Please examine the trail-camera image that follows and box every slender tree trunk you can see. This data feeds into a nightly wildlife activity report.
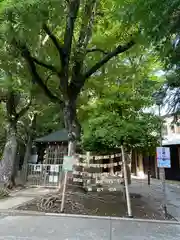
[21,136,32,185]
[0,123,18,188]
[21,113,37,185]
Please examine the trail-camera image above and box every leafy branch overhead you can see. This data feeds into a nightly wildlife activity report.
[1,0,135,107]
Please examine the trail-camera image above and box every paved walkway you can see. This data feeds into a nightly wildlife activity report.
[128,178,180,221]
[0,215,179,239]
[0,188,56,210]
[103,176,180,221]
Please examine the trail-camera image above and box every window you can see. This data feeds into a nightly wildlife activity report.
[162,125,168,136]
[171,124,175,133]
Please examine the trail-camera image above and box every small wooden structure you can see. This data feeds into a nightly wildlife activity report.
[26,129,69,188]
[34,129,68,165]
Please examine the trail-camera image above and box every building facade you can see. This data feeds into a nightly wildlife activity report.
[162,115,180,180]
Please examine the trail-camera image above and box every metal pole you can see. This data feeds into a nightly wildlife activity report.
[158,105,168,218]
[148,156,151,185]
[121,145,132,217]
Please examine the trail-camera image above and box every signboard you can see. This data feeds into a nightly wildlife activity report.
[34,164,42,172]
[49,175,58,183]
[156,147,171,168]
[50,165,59,173]
[29,154,38,164]
[63,156,75,172]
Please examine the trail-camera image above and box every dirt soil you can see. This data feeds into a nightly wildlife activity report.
[16,185,174,220]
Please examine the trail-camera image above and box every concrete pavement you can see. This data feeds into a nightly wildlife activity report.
[128,178,180,221]
[0,188,57,210]
[165,182,180,221]
[107,177,180,221]
[0,215,180,239]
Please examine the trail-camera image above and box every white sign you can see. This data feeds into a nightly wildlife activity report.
[50,165,59,173]
[34,164,42,172]
[49,175,58,183]
[63,156,75,172]
[156,147,171,168]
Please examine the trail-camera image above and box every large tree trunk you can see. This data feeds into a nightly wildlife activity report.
[0,123,18,188]
[62,98,83,190]
[63,99,80,156]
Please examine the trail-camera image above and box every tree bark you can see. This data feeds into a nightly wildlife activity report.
[21,113,37,185]
[63,98,80,156]
[21,136,32,185]
[0,89,32,188]
[0,123,18,188]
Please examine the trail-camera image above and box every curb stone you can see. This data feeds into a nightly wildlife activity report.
[0,209,179,225]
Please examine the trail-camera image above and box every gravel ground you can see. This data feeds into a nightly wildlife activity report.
[17,183,173,220]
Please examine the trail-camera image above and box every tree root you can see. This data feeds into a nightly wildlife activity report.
[5,178,16,190]
[37,191,87,213]
[0,188,10,198]
[37,189,122,213]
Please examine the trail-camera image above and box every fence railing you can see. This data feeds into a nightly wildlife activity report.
[27,164,63,188]
[26,152,123,189]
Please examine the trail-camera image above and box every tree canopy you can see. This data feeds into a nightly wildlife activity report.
[1,0,177,184]
[82,66,161,154]
[0,0,138,147]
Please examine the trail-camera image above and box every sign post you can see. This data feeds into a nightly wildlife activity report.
[156,146,171,218]
[60,155,75,212]
[121,145,132,218]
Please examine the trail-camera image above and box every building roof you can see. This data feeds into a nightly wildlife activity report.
[162,134,180,146]
[35,129,68,143]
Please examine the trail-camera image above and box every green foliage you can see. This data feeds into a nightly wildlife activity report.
[117,0,180,44]
[81,52,161,153]
[0,0,135,97]
[0,0,165,155]
[117,0,180,112]
[82,109,159,154]
[32,102,64,138]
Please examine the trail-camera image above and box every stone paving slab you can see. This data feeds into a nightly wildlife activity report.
[0,187,57,211]
[0,215,110,240]
[112,219,180,240]
[0,215,180,239]
[0,196,34,210]
[10,187,57,197]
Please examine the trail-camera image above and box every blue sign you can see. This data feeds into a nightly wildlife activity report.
[156,147,171,168]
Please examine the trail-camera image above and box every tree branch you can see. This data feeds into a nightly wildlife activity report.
[0,91,7,102]
[31,57,59,74]
[14,41,62,105]
[6,90,17,122]
[43,23,65,65]
[86,48,108,55]
[63,0,80,67]
[70,0,97,94]
[15,96,32,121]
[83,40,135,79]
[68,40,135,99]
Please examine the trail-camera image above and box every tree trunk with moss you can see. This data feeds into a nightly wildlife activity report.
[0,123,18,188]
[0,90,31,188]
